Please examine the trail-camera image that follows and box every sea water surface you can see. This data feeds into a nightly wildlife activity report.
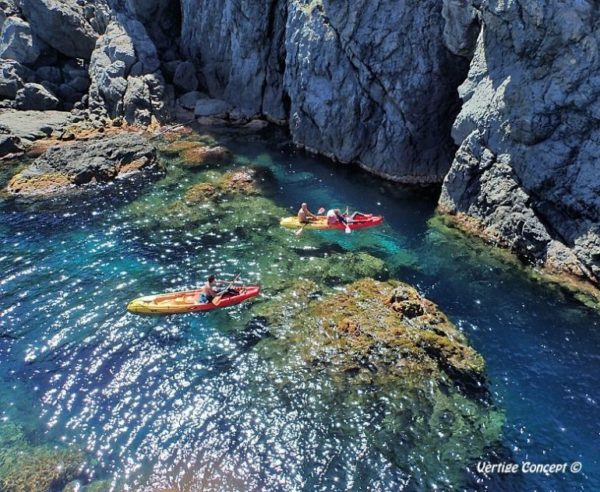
[0,128,598,491]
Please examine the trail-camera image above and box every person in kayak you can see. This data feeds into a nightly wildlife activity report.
[326,208,362,225]
[198,275,221,303]
[297,203,319,224]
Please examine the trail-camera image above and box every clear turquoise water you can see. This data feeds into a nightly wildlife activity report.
[0,129,598,491]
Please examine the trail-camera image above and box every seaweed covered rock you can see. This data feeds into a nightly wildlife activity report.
[253,278,485,388]
[248,278,502,487]
[125,165,284,236]
[159,139,204,156]
[293,252,388,286]
[0,421,84,492]
[180,145,232,168]
[184,167,274,203]
[6,133,161,197]
[184,182,218,203]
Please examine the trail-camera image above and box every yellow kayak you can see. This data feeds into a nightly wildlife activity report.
[280,214,383,231]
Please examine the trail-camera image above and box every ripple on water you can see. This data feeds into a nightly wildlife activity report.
[0,129,598,491]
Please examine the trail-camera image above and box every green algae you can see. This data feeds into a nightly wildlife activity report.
[428,213,600,310]
[0,422,84,492]
[248,277,503,488]
[252,278,485,387]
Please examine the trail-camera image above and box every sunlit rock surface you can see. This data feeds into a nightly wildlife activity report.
[439,0,600,288]
[6,132,160,196]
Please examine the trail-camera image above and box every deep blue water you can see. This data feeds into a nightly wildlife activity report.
[0,129,598,491]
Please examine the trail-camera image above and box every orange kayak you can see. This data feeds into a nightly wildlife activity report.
[127,285,261,315]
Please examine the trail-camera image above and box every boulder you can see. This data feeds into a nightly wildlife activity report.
[88,14,166,125]
[67,76,89,92]
[243,119,269,131]
[193,97,231,117]
[20,0,100,59]
[0,16,42,64]
[173,61,198,92]
[61,60,87,81]
[6,133,161,196]
[57,83,81,103]
[0,134,23,157]
[15,83,59,110]
[177,90,202,110]
[180,145,231,168]
[0,59,30,98]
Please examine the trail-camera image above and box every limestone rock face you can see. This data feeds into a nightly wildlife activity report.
[87,14,167,125]
[439,0,600,285]
[284,0,467,183]
[6,132,161,196]
[180,0,288,121]
[179,0,466,182]
[19,0,101,60]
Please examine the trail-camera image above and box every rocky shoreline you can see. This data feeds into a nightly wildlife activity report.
[0,0,598,302]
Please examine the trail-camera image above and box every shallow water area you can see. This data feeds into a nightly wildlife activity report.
[0,127,598,491]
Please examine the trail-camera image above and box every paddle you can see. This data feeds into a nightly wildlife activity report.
[212,273,241,306]
[344,207,352,234]
[295,207,326,236]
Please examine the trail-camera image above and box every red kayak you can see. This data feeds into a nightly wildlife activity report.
[280,213,384,231]
[127,285,261,314]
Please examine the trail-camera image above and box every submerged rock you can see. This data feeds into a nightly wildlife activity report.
[6,133,161,196]
[293,252,388,286]
[158,139,204,156]
[180,145,232,168]
[249,277,502,486]
[253,278,485,388]
[0,421,85,492]
[184,167,274,203]
[184,181,218,203]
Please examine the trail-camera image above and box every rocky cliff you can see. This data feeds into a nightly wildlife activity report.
[439,0,600,288]
[1,0,598,290]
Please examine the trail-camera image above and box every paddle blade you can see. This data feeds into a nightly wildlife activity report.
[295,227,305,236]
[317,207,325,214]
[345,224,352,234]
[212,295,223,306]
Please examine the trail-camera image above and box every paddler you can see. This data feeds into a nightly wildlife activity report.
[297,202,319,224]
[326,208,362,225]
[198,275,221,304]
